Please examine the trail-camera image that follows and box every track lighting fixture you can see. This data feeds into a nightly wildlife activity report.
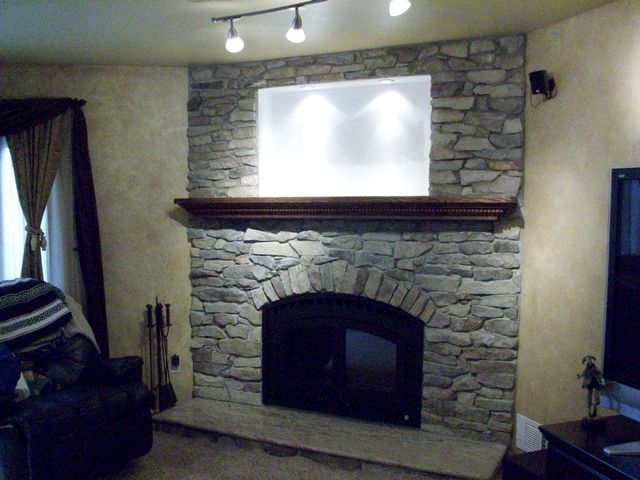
[286,7,306,44]
[225,19,244,53]
[389,0,411,17]
[212,0,327,54]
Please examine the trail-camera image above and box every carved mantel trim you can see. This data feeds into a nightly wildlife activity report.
[174,195,516,221]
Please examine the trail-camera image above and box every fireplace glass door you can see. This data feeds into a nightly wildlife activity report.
[345,329,397,392]
[283,325,337,397]
[262,293,423,427]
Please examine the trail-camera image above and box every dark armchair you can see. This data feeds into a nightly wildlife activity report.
[0,356,153,480]
[0,279,153,480]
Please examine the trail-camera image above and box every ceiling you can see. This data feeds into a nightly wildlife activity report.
[0,0,612,67]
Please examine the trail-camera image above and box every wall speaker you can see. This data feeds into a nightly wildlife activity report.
[529,70,556,99]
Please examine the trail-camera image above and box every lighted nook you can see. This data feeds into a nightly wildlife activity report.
[258,76,432,197]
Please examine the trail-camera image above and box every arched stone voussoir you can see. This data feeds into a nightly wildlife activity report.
[250,261,437,326]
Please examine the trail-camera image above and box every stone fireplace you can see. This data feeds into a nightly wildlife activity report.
[188,219,520,444]
[185,34,525,445]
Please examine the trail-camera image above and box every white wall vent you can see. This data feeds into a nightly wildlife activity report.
[516,414,547,452]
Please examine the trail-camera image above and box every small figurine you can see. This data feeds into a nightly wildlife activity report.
[577,355,606,430]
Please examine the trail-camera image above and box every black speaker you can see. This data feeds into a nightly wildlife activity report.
[529,70,556,99]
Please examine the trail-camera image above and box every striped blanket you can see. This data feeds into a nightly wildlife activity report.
[0,278,72,350]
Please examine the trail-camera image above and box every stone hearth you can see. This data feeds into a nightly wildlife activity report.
[155,398,506,480]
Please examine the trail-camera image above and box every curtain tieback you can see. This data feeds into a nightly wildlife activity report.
[25,225,47,252]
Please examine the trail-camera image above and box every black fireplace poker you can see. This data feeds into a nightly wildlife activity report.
[145,299,176,413]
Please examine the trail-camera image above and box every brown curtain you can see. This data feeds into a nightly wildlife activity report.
[6,111,71,279]
[0,98,109,356]
[70,106,109,356]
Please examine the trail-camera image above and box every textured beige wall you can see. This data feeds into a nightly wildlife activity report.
[0,65,193,402]
[519,0,640,424]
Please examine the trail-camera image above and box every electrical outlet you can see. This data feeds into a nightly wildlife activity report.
[170,354,180,373]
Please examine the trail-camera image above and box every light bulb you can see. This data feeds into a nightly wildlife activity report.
[389,0,411,16]
[226,36,244,53]
[286,7,305,43]
[286,27,306,43]
[226,19,244,53]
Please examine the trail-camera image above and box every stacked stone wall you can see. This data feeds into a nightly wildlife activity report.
[188,219,520,444]
[188,35,525,197]
[186,35,526,445]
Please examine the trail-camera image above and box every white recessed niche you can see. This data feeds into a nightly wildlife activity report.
[258,76,431,197]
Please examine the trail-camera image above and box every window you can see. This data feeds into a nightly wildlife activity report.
[0,138,49,281]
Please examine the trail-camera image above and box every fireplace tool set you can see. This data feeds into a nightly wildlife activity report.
[146,299,177,412]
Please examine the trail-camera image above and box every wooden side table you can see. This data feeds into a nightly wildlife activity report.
[504,416,640,480]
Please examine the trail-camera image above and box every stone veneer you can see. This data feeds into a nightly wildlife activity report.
[186,35,525,445]
[188,35,525,197]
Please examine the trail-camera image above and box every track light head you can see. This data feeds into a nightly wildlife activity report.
[226,19,245,53]
[286,7,305,43]
[389,0,411,16]
[211,1,327,52]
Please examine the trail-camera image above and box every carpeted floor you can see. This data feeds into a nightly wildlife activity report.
[100,429,464,480]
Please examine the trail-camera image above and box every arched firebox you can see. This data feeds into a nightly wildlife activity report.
[262,293,424,427]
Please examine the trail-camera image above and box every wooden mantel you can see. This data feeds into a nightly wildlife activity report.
[174,195,516,221]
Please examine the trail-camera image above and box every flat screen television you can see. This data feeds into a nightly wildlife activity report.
[601,167,640,454]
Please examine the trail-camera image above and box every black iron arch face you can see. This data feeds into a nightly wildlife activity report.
[262,293,424,427]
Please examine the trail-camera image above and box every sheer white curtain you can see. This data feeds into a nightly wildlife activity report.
[0,135,84,304]
[1,137,24,279]
[0,137,47,279]
[45,133,85,304]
